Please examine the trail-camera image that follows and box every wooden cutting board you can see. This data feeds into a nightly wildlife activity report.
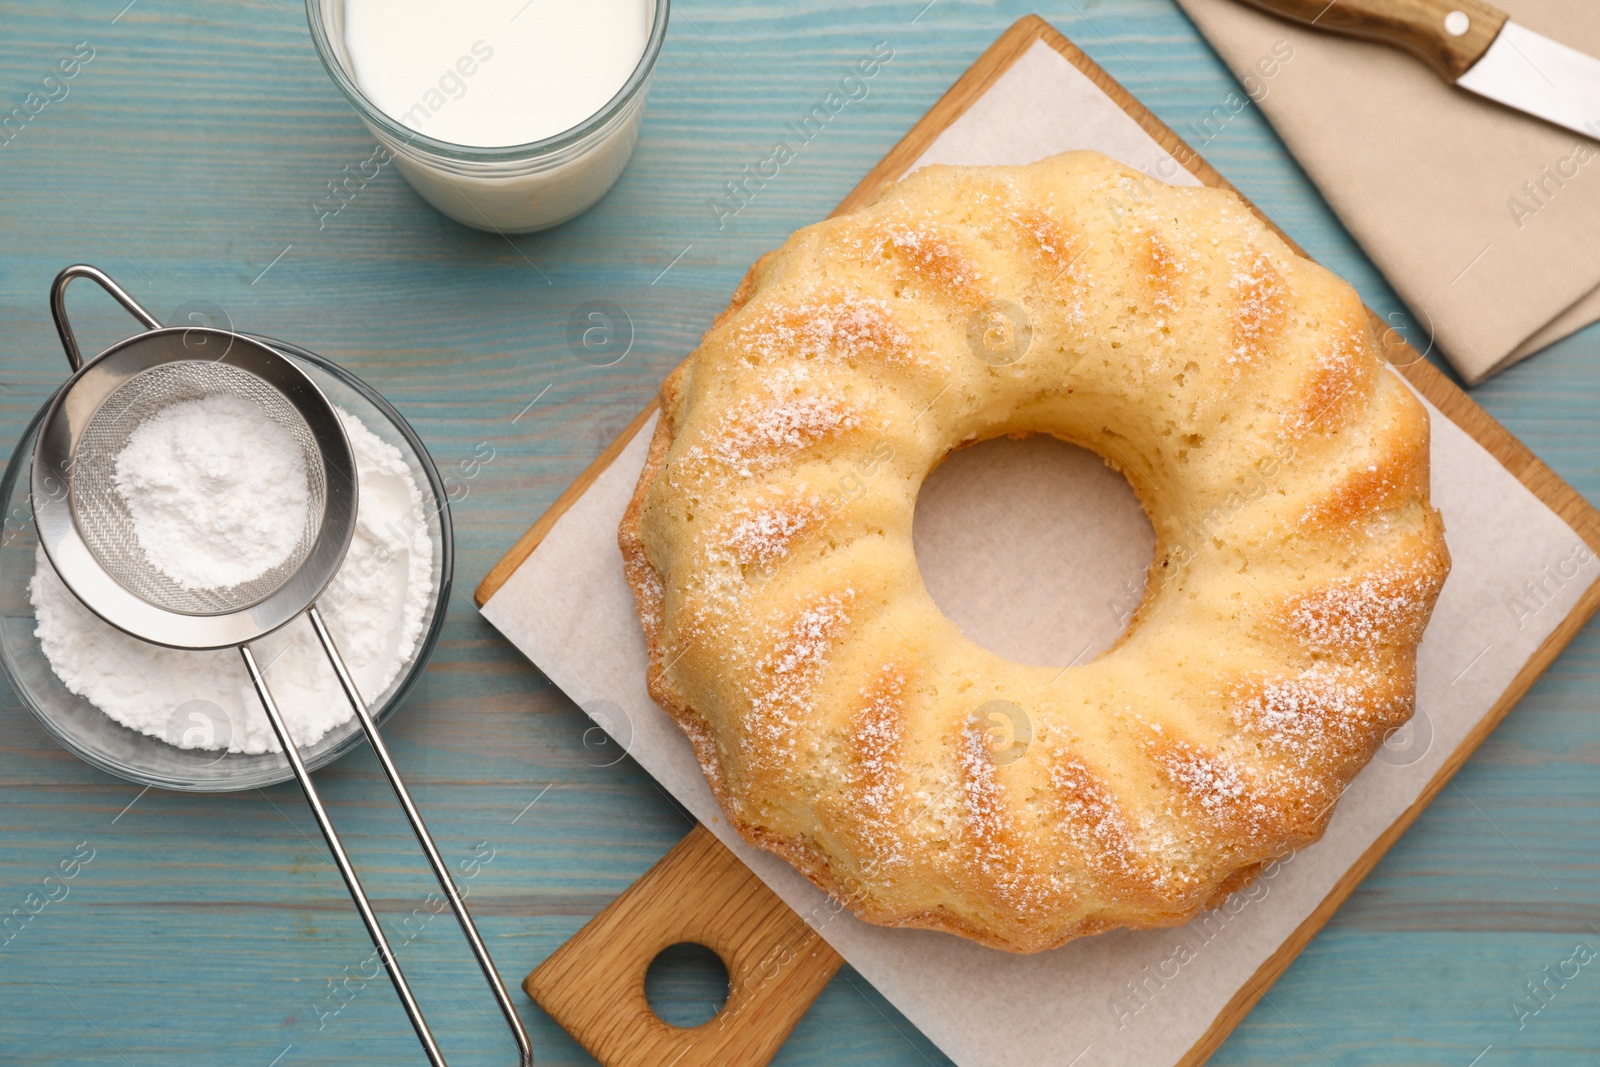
[475,15,1600,1066]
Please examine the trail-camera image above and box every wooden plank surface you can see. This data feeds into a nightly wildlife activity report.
[2,2,1598,1066]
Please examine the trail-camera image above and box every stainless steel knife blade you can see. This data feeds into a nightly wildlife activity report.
[1457,21,1600,140]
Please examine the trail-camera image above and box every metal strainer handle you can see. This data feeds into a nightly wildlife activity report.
[241,611,534,1067]
[50,264,162,371]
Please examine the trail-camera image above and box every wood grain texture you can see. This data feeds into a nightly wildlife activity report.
[526,824,842,1067]
[2,2,1598,1066]
[1236,0,1506,81]
[476,400,660,608]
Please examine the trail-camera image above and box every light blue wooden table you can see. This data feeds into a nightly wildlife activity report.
[2,1,1597,1064]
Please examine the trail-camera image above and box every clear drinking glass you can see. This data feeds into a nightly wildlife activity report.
[305,0,670,233]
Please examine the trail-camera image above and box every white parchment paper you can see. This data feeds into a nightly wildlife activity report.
[482,40,1599,1067]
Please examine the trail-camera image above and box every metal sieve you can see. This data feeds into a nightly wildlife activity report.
[32,265,532,1067]
[70,359,327,617]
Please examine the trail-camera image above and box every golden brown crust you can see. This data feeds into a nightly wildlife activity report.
[618,151,1449,953]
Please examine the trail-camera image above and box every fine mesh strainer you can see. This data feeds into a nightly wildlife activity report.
[32,265,532,1067]
[71,359,329,617]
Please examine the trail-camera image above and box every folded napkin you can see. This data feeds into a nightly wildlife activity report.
[1174,0,1600,384]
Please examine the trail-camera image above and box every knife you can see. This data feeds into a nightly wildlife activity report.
[1239,0,1600,139]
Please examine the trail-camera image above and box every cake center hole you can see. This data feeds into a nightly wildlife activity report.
[644,941,730,1029]
[913,435,1156,668]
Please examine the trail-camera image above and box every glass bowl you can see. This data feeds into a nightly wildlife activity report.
[305,0,670,233]
[0,337,453,791]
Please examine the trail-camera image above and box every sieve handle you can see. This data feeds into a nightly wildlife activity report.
[50,264,161,372]
[240,613,534,1067]
[309,603,536,1065]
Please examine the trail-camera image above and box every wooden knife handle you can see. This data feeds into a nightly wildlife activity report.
[1237,0,1507,81]
[526,824,844,1067]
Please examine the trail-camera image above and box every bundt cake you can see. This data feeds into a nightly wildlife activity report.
[620,150,1449,953]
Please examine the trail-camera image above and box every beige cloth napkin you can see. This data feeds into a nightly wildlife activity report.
[1173,0,1600,384]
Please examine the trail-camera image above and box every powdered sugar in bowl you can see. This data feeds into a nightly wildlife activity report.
[0,336,453,791]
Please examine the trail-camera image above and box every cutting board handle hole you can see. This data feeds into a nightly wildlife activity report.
[644,940,731,1029]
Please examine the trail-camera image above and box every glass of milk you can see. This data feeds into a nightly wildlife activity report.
[307,0,668,233]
